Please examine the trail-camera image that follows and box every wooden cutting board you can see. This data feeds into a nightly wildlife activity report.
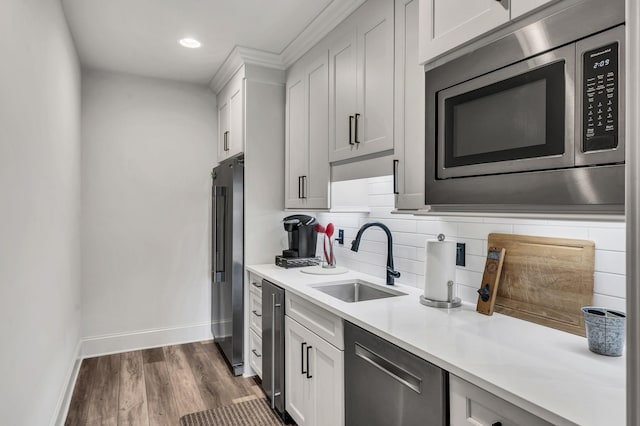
[488,233,595,337]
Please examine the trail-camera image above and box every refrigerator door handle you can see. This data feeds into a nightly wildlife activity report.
[213,185,226,283]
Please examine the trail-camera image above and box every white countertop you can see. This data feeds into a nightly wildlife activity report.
[247,264,626,426]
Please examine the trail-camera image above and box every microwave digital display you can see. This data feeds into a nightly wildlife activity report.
[583,42,618,152]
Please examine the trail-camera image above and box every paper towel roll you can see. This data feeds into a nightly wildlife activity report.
[424,237,456,302]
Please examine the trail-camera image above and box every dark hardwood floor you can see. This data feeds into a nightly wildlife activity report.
[65,341,265,426]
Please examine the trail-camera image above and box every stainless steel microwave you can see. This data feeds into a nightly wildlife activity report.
[425,0,625,213]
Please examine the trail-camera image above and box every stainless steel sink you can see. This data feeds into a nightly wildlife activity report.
[312,280,406,303]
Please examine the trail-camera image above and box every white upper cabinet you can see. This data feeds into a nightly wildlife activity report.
[217,69,245,160]
[329,0,394,162]
[419,0,555,64]
[394,0,425,210]
[419,0,509,64]
[284,50,330,209]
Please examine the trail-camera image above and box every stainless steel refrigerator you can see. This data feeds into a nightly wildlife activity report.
[211,156,244,376]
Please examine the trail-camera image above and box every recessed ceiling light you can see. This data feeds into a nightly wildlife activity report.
[179,38,201,49]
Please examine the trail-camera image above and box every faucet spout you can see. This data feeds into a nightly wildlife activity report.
[351,222,400,285]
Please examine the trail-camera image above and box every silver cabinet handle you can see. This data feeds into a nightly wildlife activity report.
[252,281,262,289]
[252,310,262,318]
[252,349,261,358]
[355,343,422,393]
[301,176,307,199]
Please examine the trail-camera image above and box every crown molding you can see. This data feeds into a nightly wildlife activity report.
[209,0,365,94]
[280,0,365,67]
[210,46,284,93]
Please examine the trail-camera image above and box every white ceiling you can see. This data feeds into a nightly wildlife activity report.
[61,0,361,85]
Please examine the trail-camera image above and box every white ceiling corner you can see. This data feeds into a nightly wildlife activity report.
[62,0,366,86]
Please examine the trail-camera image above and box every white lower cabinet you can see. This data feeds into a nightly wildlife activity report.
[249,329,262,379]
[285,316,344,426]
[248,272,263,379]
[450,375,552,426]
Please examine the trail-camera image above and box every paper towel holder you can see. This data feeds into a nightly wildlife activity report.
[420,280,462,308]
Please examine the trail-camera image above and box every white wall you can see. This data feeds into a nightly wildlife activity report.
[0,0,82,424]
[319,176,626,310]
[81,70,217,355]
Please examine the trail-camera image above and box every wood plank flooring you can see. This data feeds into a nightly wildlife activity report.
[65,341,265,426]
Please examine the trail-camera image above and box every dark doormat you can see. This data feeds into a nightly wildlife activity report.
[180,398,284,426]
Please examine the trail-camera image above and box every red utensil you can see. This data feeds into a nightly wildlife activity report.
[325,223,335,265]
[325,223,334,238]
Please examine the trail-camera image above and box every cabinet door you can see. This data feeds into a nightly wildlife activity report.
[328,26,358,162]
[217,98,230,160]
[285,67,308,209]
[355,0,394,156]
[227,77,245,157]
[450,375,553,426]
[419,0,509,64]
[394,0,425,210]
[510,0,555,19]
[285,317,312,426]
[304,52,330,209]
[308,330,344,426]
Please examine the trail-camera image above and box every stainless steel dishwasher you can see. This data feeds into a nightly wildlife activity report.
[345,321,448,426]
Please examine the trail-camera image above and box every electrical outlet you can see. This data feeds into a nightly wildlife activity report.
[456,243,466,267]
[336,229,345,245]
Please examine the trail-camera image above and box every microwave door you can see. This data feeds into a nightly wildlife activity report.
[437,43,575,180]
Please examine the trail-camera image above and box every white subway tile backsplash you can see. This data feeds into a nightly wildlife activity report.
[589,227,626,251]
[458,238,486,257]
[456,269,483,288]
[462,254,487,272]
[327,176,627,306]
[594,250,626,275]
[368,181,393,195]
[392,244,417,261]
[416,220,458,237]
[395,257,426,276]
[592,294,627,312]
[512,224,589,240]
[458,222,513,239]
[393,232,430,248]
[594,272,626,298]
[367,193,395,207]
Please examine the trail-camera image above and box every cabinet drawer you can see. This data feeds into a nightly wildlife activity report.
[285,293,343,350]
[450,375,552,426]
[248,272,263,297]
[249,329,263,379]
[249,291,262,333]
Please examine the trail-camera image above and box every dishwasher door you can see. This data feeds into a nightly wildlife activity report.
[345,321,448,426]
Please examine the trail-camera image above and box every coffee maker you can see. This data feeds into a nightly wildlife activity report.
[275,215,320,268]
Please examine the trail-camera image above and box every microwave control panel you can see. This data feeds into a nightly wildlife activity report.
[583,42,619,152]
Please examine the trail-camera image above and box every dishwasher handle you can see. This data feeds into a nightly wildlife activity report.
[355,342,422,394]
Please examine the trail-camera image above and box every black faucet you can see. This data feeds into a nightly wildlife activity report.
[350,222,401,286]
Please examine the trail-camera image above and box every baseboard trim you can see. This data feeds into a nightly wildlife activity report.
[80,321,219,358]
[51,340,82,426]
